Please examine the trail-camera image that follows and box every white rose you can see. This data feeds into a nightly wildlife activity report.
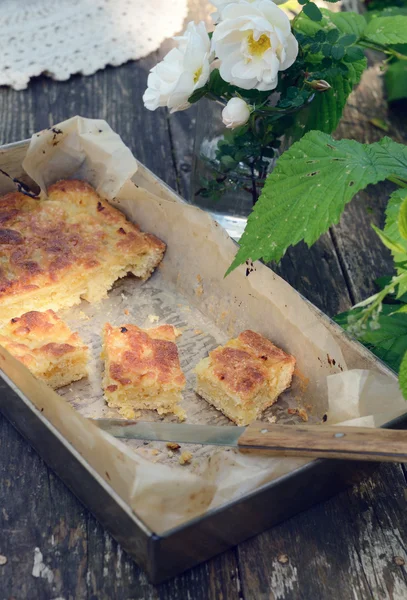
[222,98,251,129]
[211,0,287,24]
[212,0,298,91]
[143,22,212,113]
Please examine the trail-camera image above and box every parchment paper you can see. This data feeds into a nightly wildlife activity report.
[2,116,404,535]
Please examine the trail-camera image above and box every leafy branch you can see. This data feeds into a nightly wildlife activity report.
[226,132,407,274]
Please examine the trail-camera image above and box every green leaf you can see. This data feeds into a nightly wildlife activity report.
[382,189,407,287]
[364,16,407,45]
[369,117,389,132]
[384,189,407,251]
[298,57,366,134]
[385,60,407,103]
[226,132,407,274]
[372,224,407,254]
[303,2,323,21]
[188,87,207,104]
[326,29,339,43]
[345,46,365,61]
[338,34,357,46]
[327,11,366,37]
[399,351,407,398]
[294,8,366,38]
[331,45,345,60]
[398,196,407,242]
[335,305,407,372]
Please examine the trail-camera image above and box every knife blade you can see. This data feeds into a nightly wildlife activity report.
[90,419,407,462]
[90,418,244,446]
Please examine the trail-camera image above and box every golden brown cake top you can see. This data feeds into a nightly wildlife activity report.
[0,309,88,368]
[103,323,186,391]
[0,179,166,300]
[208,330,295,401]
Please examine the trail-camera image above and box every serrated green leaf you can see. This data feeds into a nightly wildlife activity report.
[327,11,367,37]
[399,351,407,397]
[294,8,366,38]
[385,60,407,103]
[398,196,407,242]
[226,132,407,274]
[364,16,407,45]
[303,2,322,21]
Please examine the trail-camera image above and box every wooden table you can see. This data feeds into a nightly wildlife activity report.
[1,2,407,598]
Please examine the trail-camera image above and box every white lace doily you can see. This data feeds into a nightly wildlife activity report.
[0,0,188,90]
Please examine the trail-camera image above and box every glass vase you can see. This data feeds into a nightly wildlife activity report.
[189,97,309,240]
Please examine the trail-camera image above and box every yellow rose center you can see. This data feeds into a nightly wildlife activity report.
[247,32,271,57]
[194,66,203,84]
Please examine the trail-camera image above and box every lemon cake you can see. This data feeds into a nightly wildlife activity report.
[102,323,186,419]
[194,330,296,426]
[0,310,88,389]
[0,180,166,322]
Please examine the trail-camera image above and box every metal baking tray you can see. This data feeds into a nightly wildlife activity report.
[0,138,405,584]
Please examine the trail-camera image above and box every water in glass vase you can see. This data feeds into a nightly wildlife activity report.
[190,98,279,241]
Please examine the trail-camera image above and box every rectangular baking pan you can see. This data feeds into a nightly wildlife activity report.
[0,138,405,584]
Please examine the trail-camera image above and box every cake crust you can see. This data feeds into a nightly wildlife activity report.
[194,330,296,425]
[0,180,166,322]
[0,309,88,389]
[102,323,186,419]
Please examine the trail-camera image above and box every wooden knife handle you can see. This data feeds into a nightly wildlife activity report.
[237,422,407,462]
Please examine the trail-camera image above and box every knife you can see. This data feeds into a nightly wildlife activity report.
[90,419,407,463]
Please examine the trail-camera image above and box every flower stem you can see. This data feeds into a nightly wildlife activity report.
[359,39,407,61]
[249,161,258,206]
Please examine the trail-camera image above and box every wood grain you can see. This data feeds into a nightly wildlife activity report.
[238,422,407,462]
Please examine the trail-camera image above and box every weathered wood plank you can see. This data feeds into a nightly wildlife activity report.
[238,463,407,600]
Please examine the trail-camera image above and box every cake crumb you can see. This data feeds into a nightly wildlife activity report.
[167,450,174,458]
[277,553,289,565]
[267,416,277,424]
[78,311,89,320]
[121,293,127,301]
[150,449,159,456]
[179,451,193,465]
[166,442,180,451]
[287,407,308,422]
[124,309,129,316]
[298,408,308,422]
[148,314,159,323]
[194,329,203,335]
[0,555,7,566]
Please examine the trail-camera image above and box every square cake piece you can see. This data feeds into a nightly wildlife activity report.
[194,330,296,426]
[102,323,186,420]
[0,180,166,322]
[0,310,89,389]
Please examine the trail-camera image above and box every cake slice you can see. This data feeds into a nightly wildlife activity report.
[194,330,295,426]
[0,310,88,389]
[0,179,166,322]
[102,323,186,419]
